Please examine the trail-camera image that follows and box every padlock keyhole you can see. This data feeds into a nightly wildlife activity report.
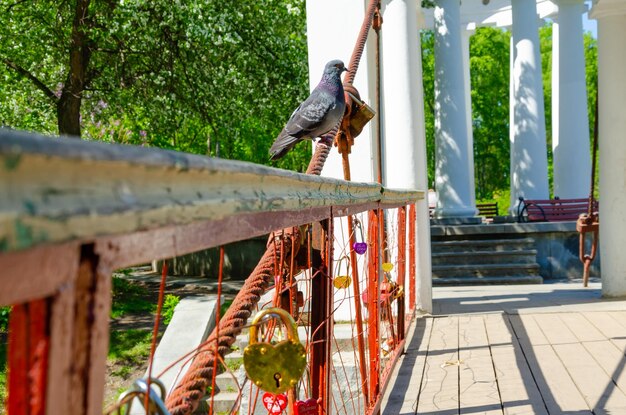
[274,372,282,388]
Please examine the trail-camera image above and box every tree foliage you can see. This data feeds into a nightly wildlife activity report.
[420,30,435,188]
[0,0,310,171]
[469,27,511,200]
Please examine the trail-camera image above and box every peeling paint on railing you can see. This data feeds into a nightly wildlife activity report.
[1,130,423,253]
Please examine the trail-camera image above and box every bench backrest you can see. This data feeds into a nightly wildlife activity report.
[519,198,598,222]
[477,202,498,218]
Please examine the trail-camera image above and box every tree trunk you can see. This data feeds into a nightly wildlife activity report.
[57,0,92,137]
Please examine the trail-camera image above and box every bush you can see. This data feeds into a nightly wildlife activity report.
[111,276,155,318]
[0,307,10,332]
[162,294,180,325]
[477,188,512,216]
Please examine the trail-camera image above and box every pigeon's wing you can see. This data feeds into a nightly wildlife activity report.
[269,131,303,160]
[269,88,340,161]
[282,89,336,139]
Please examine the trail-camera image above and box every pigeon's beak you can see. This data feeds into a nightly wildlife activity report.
[342,66,348,73]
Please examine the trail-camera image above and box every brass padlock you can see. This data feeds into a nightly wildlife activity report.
[346,91,376,138]
[244,308,306,394]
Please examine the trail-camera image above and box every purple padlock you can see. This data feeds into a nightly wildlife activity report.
[353,242,368,255]
[352,217,367,255]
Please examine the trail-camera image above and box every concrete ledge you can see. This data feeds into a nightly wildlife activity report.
[430,217,483,226]
[431,221,600,280]
[431,221,577,237]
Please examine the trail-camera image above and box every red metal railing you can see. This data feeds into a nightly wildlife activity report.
[0,130,421,415]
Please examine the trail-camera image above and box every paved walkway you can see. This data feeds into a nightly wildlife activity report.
[382,282,626,415]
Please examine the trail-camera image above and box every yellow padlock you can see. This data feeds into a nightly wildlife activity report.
[243,308,306,394]
[333,256,352,289]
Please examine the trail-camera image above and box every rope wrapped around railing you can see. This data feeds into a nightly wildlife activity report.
[164,1,379,413]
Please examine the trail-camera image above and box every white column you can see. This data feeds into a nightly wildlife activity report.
[381,0,432,313]
[590,0,626,297]
[461,25,476,208]
[433,0,476,218]
[552,0,591,199]
[509,0,550,210]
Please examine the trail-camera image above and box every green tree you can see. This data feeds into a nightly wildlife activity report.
[420,30,435,188]
[469,27,511,199]
[584,32,599,198]
[539,24,554,194]
[0,0,310,171]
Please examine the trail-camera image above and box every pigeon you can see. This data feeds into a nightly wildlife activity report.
[269,59,348,160]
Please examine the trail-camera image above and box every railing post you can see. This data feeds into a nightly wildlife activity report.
[63,244,111,415]
[46,279,77,415]
[367,209,381,409]
[5,259,111,415]
[309,217,334,414]
[7,299,49,415]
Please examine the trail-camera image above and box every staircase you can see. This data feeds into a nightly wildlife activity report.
[431,237,543,286]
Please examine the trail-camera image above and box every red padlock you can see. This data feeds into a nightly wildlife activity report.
[295,398,318,415]
[262,392,288,414]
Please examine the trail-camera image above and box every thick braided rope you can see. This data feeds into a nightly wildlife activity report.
[345,0,379,85]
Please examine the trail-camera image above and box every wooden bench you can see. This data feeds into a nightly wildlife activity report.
[477,202,498,218]
[517,197,598,222]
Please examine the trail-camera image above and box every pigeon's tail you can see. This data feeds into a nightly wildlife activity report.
[269,133,303,161]
[269,146,291,161]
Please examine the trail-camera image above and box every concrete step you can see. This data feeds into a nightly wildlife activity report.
[431,249,537,265]
[432,275,544,286]
[215,370,240,392]
[431,238,534,252]
[197,392,240,414]
[432,262,540,278]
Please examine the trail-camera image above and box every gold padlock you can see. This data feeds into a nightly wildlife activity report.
[244,308,306,394]
[346,91,376,138]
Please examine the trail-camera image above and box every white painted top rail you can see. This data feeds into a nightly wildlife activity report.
[0,130,423,258]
